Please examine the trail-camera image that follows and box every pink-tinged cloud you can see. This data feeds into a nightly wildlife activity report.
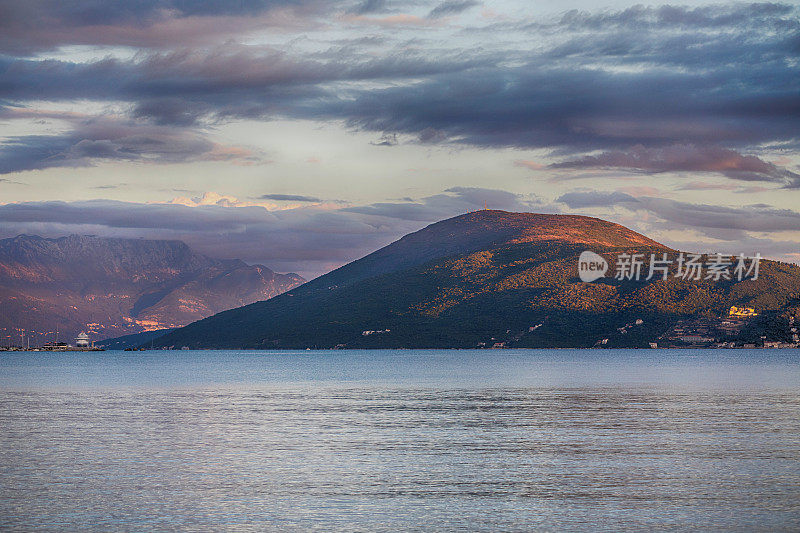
[0,3,326,54]
[342,14,442,27]
[514,160,544,170]
[551,144,800,187]
[205,145,265,165]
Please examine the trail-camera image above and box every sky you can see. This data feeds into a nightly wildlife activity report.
[0,0,798,278]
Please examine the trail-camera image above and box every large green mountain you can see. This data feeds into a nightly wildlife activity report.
[151,211,800,349]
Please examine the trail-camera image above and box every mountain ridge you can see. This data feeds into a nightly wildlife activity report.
[146,210,800,349]
[0,234,305,345]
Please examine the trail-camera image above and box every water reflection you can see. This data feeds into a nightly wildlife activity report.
[1,351,799,530]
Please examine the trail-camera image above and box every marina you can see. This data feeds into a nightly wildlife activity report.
[0,331,103,352]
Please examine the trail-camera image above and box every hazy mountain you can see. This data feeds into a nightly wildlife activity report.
[0,234,304,346]
[150,210,800,349]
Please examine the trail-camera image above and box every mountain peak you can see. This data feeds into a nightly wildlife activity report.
[151,212,714,350]
[434,210,664,249]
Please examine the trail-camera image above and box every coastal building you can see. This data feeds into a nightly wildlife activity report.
[728,306,758,318]
[75,332,90,347]
[41,342,69,351]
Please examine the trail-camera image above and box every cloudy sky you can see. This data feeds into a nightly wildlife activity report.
[0,0,798,277]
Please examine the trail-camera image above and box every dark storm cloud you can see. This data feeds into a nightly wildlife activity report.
[323,4,799,151]
[0,44,499,170]
[0,0,333,54]
[0,116,261,174]
[132,99,207,127]
[0,135,78,174]
[331,59,799,151]
[0,3,797,174]
[0,46,497,120]
[551,145,800,188]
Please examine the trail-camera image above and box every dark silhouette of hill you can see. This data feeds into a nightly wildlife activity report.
[150,210,800,349]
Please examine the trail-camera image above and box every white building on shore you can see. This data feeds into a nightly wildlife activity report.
[75,332,90,347]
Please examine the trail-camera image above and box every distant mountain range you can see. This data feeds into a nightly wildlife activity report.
[151,210,800,349]
[0,234,304,346]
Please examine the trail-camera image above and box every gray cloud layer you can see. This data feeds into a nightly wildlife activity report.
[550,145,800,188]
[0,116,259,173]
[260,194,323,202]
[557,190,800,234]
[428,1,480,19]
[0,187,538,277]
[3,184,798,277]
[0,3,797,175]
[0,0,332,54]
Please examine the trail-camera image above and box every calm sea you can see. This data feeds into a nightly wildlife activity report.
[1,349,799,531]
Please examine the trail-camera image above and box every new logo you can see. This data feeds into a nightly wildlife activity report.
[578,251,608,282]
